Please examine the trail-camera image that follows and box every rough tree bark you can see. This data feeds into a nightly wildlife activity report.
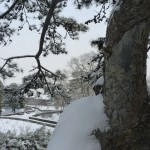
[103,0,150,149]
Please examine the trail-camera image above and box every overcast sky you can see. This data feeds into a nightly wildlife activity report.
[0,1,150,85]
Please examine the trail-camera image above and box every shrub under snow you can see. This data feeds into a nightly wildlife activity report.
[0,126,51,150]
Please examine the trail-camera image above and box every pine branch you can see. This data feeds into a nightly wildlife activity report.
[0,55,35,72]
[41,66,58,77]
[0,0,66,97]
[40,69,52,95]
[0,0,64,74]
[0,0,19,19]
[36,0,65,58]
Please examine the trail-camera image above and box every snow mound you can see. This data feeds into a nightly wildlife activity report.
[47,94,108,150]
[147,76,150,95]
[94,76,104,86]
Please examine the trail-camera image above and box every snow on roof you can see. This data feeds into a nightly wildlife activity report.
[47,94,109,150]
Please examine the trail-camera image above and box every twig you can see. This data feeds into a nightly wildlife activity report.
[40,69,52,95]
[41,66,58,77]
[36,0,64,58]
[0,55,35,72]
[0,0,19,19]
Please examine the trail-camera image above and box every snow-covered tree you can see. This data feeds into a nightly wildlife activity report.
[4,83,25,113]
[0,126,51,150]
[70,1,150,149]
[0,0,150,149]
[67,52,96,99]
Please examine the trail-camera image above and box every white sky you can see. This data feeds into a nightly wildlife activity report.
[0,1,150,85]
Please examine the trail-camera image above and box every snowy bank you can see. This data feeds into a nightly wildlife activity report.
[0,119,44,135]
[47,94,108,150]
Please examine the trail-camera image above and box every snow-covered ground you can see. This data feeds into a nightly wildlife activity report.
[0,105,61,136]
[0,119,49,135]
[47,94,109,150]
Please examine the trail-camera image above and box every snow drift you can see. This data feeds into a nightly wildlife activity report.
[47,94,108,150]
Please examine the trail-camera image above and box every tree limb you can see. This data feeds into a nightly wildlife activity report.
[40,69,52,95]
[36,0,64,58]
[0,0,19,19]
[0,55,35,72]
[0,0,65,96]
[41,66,58,77]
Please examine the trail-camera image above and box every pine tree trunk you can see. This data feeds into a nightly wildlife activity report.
[103,1,150,149]
[0,81,3,115]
